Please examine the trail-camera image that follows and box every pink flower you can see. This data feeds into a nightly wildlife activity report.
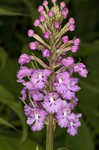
[54,21,60,29]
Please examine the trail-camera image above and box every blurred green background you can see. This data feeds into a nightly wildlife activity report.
[0,0,99,150]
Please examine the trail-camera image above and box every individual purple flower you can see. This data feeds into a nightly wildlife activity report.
[56,102,71,128]
[29,90,44,101]
[17,66,33,83]
[54,21,60,29]
[42,49,50,58]
[44,32,50,39]
[18,53,31,65]
[62,35,69,43]
[71,45,79,53]
[74,63,88,78]
[29,41,38,50]
[61,57,74,67]
[42,0,48,6]
[31,69,51,89]
[48,11,53,17]
[27,29,34,37]
[26,107,47,131]
[54,72,80,100]
[23,81,35,90]
[34,19,40,27]
[67,113,82,136]
[39,15,45,23]
[42,92,63,114]
[60,1,66,9]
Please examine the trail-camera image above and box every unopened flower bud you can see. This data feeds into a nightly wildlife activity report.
[34,19,40,27]
[29,42,38,50]
[69,17,75,24]
[60,1,66,8]
[18,54,31,65]
[48,10,53,17]
[61,57,74,66]
[72,45,79,53]
[44,32,50,39]
[27,29,34,37]
[62,36,69,43]
[42,0,48,6]
[39,15,45,22]
[54,21,60,29]
[38,5,44,13]
[69,24,75,31]
[42,49,50,58]
[74,38,80,46]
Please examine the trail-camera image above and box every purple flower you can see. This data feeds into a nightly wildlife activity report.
[29,42,38,50]
[74,63,88,78]
[43,92,63,114]
[30,69,51,89]
[44,32,50,39]
[18,53,31,65]
[25,107,47,131]
[54,72,80,100]
[29,90,44,101]
[61,57,74,67]
[67,113,82,136]
[62,35,69,43]
[17,66,33,83]
[42,49,50,58]
[56,102,71,128]
[27,29,34,37]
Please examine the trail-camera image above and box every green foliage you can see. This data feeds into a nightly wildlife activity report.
[0,0,99,149]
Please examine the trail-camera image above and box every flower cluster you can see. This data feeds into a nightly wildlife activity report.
[17,0,88,136]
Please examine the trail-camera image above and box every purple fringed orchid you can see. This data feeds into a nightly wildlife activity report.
[17,0,88,149]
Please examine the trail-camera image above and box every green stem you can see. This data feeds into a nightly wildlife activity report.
[46,115,54,150]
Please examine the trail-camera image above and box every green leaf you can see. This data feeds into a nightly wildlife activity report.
[0,85,28,143]
[0,7,29,16]
[0,59,21,96]
[57,147,69,150]
[78,50,99,134]
[55,122,94,150]
[0,47,8,70]
[0,118,15,129]
[0,134,42,150]
[65,122,94,150]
